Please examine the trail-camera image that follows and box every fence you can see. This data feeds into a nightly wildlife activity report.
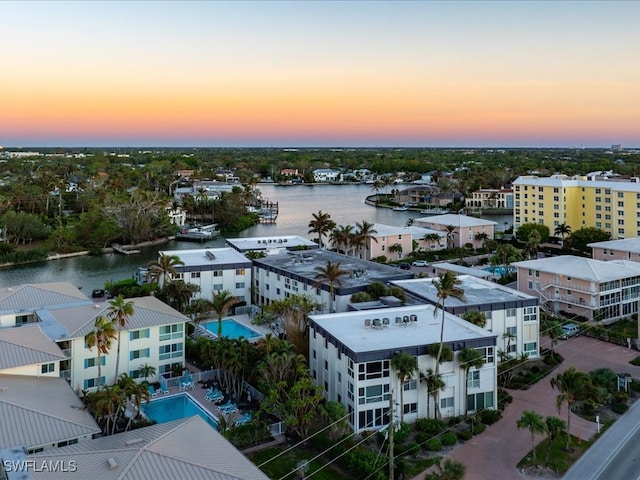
[269,421,286,436]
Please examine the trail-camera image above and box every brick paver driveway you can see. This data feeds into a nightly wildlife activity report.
[411,336,640,480]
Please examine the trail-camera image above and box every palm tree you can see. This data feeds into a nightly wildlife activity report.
[474,231,489,249]
[461,310,487,328]
[523,230,542,260]
[554,223,572,244]
[388,243,403,260]
[138,362,156,383]
[423,232,442,251]
[423,367,445,419]
[550,367,589,450]
[355,220,378,259]
[145,253,184,286]
[544,416,568,466]
[545,319,563,358]
[108,295,135,383]
[370,180,383,205]
[502,330,517,356]
[517,410,546,465]
[458,348,485,415]
[84,315,117,390]
[443,225,456,249]
[313,261,349,313]
[391,352,418,423]
[308,210,335,249]
[329,225,353,255]
[212,290,239,337]
[185,298,215,329]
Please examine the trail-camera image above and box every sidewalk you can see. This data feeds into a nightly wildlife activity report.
[411,336,640,480]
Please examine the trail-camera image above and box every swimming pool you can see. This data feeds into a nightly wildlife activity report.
[483,266,515,276]
[141,393,218,430]
[202,318,263,340]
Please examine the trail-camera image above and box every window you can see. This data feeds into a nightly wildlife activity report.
[523,306,537,322]
[477,346,494,364]
[129,369,143,379]
[83,377,105,389]
[130,328,150,341]
[84,357,106,368]
[403,379,417,391]
[467,370,480,389]
[213,284,223,291]
[403,403,418,414]
[524,342,538,357]
[358,360,390,380]
[159,343,183,361]
[506,308,516,317]
[358,384,391,404]
[159,324,183,341]
[467,392,494,412]
[324,360,328,371]
[191,272,201,279]
[130,348,150,360]
[236,268,246,275]
[213,270,223,277]
[358,407,389,430]
[236,282,245,289]
[41,363,55,374]
[440,397,454,409]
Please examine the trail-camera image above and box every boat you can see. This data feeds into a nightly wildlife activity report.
[176,224,219,242]
[392,205,409,211]
[420,207,449,215]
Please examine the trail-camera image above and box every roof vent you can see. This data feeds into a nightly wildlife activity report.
[106,457,118,469]
[205,251,216,260]
[125,438,143,446]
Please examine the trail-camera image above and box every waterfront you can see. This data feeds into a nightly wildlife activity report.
[0,184,512,291]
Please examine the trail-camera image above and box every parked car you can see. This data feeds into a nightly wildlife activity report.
[412,260,429,267]
[560,323,580,339]
[398,263,412,270]
[91,289,105,298]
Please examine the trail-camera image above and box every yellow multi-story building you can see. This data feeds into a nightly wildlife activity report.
[513,174,640,239]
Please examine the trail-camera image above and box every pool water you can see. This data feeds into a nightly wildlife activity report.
[483,266,515,276]
[141,394,218,429]
[203,318,262,339]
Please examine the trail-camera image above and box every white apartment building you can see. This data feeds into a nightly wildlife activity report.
[252,250,412,313]
[158,248,252,309]
[225,235,318,253]
[309,305,497,433]
[391,276,540,358]
[414,214,497,249]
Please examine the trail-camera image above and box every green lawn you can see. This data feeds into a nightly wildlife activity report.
[609,318,637,338]
[517,435,592,475]
[247,446,351,480]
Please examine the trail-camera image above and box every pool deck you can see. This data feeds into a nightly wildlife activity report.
[196,313,275,342]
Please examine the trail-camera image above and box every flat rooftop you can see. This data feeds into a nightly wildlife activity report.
[254,249,413,294]
[391,276,538,313]
[225,235,318,252]
[513,255,640,282]
[432,263,493,278]
[159,248,251,269]
[310,304,496,360]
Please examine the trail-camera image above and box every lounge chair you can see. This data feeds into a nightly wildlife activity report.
[160,384,169,395]
[235,412,252,426]
[205,388,224,403]
[219,402,238,414]
[148,385,157,398]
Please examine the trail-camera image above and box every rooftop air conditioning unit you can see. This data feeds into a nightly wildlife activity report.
[364,319,372,327]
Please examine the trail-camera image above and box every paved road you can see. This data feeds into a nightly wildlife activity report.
[411,336,640,480]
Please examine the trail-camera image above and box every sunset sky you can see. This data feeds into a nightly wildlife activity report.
[2,1,639,147]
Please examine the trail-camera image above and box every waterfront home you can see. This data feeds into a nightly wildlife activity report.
[391,276,540,358]
[252,249,412,313]
[413,214,497,249]
[513,174,640,240]
[312,168,341,183]
[588,237,640,262]
[309,305,497,432]
[156,248,252,309]
[28,416,269,480]
[468,187,513,210]
[513,255,640,324]
[226,235,318,253]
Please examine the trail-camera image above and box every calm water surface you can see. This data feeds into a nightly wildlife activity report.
[0,184,512,291]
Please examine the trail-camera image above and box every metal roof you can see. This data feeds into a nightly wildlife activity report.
[0,325,66,370]
[0,375,100,450]
[0,283,91,314]
[587,237,640,254]
[513,255,640,282]
[414,213,497,228]
[30,416,269,480]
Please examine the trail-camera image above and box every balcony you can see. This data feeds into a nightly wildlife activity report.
[60,370,71,379]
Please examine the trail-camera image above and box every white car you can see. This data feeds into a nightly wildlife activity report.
[412,260,429,267]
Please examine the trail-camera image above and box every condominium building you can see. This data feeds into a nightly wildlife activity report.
[252,250,412,313]
[391,276,540,358]
[513,256,640,324]
[513,174,640,239]
[225,235,318,253]
[588,237,640,262]
[468,188,513,210]
[413,214,497,249]
[309,305,497,432]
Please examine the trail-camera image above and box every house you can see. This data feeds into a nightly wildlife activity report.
[513,174,640,239]
[468,188,513,210]
[588,237,640,262]
[309,305,497,432]
[513,255,640,324]
[156,248,252,310]
[0,374,101,453]
[225,235,318,253]
[312,169,341,183]
[28,416,269,480]
[0,283,189,392]
[390,276,540,358]
[413,214,497,249]
[252,250,412,313]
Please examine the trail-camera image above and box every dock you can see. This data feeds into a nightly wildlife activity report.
[176,224,219,242]
[258,200,278,223]
[112,244,141,255]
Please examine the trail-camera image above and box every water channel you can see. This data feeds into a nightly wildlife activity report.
[0,184,513,292]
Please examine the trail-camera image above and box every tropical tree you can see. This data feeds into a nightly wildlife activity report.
[502,330,517,356]
[265,294,317,356]
[329,224,353,254]
[566,227,611,253]
[443,225,456,249]
[554,223,572,244]
[423,367,445,419]
[458,348,485,415]
[155,279,198,312]
[523,230,542,260]
[550,367,590,449]
[354,220,378,259]
[308,210,335,249]
[212,290,239,338]
[388,243,403,260]
[432,271,464,418]
[544,416,568,466]
[185,298,215,329]
[461,310,487,328]
[138,362,156,383]
[117,374,150,431]
[145,253,184,286]
[84,315,117,390]
[474,231,489,248]
[313,261,349,313]
[517,410,546,464]
[391,352,418,423]
[107,295,135,383]
[423,232,442,251]
[545,319,564,358]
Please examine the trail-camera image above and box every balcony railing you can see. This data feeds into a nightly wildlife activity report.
[60,370,71,379]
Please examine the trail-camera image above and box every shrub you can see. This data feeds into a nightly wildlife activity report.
[613,403,629,414]
[582,399,597,416]
[394,422,411,444]
[472,423,486,435]
[426,438,442,452]
[530,365,542,374]
[456,429,473,442]
[441,431,457,446]
[415,431,431,445]
[416,418,445,434]
[480,409,501,425]
[447,416,462,427]
[405,441,421,456]
[613,391,629,404]
[631,380,640,392]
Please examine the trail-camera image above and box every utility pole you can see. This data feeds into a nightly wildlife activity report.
[389,391,394,480]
